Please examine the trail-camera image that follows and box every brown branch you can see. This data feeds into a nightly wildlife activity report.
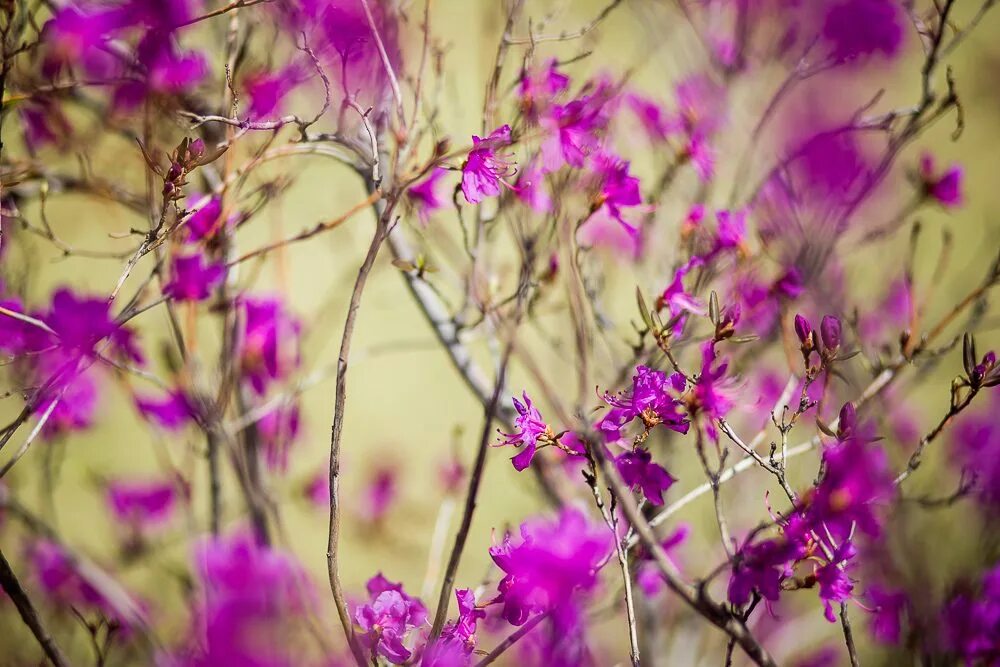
[0,547,71,667]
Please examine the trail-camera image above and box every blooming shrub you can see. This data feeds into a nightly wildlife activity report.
[0,1,998,666]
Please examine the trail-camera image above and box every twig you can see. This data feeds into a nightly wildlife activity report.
[0,547,71,667]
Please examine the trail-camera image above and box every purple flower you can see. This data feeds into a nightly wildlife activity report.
[814,541,856,622]
[635,525,688,596]
[180,532,319,666]
[600,366,689,442]
[591,152,642,238]
[258,403,301,472]
[489,508,611,625]
[808,438,894,539]
[239,296,301,395]
[687,342,736,439]
[823,0,904,62]
[952,391,1000,508]
[540,93,609,171]
[518,59,570,119]
[407,168,448,226]
[626,92,671,142]
[185,195,225,241]
[514,160,553,213]
[106,478,178,530]
[497,392,554,471]
[429,588,486,662]
[616,449,675,506]
[356,574,427,665]
[658,256,706,327]
[357,465,398,525]
[44,288,143,362]
[942,563,1000,664]
[135,390,198,430]
[728,534,804,607]
[866,585,908,645]
[243,66,305,119]
[919,152,964,208]
[461,125,515,204]
[165,253,225,302]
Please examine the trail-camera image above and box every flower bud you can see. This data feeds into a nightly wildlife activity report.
[820,315,842,353]
[794,314,813,347]
[837,402,856,441]
[188,138,206,161]
[166,162,183,182]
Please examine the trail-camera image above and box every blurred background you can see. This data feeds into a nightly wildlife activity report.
[1,0,999,664]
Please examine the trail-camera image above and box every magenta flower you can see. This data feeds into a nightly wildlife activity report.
[919,152,963,208]
[866,585,908,645]
[461,125,515,204]
[44,288,143,362]
[357,465,398,525]
[258,403,302,472]
[540,95,608,171]
[36,355,100,438]
[687,343,737,440]
[518,59,570,119]
[952,391,1000,508]
[239,296,301,395]
[407,168,448,225]
[243,65,304,119]
[600,365,689,442]
[822,0,904,62]
[180,531,319,666]
[615,448,676,506]
[185,195,225,241]
[659,256,706,327]
[635,524,688,596]
[728,533,805,607]
[106,478,178,530]
[515,160,553,213]
[427,588,486,663]
[942,563,1000,664]
[809,437,894,540]
[135,389,198,430]
[626,92,671,142]
[814,541,856,622]
[355,574,427,665]
[165,253,225,302]
[489,507,611,625]
[591,152,643,237]
[497,392,554,471]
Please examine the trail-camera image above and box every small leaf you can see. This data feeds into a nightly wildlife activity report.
[636,287,654,331]
[392,259,416,272]
[135,139,163,176]
[709,291,720,325]
[730,335,759,344]
[962,333,976,377]
[816,418,837,437]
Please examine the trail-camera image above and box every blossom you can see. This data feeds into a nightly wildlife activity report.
[518,59,569,119]
[514,160,552,213]
[135,390,198,430]
[866,585,908,645]
[106,478,178,530]
[540,94,608,171]
[635,524,688,596]
[615,448,675,506]
[626,92,671,142]
[258,403,301,472]
[165,253,225,302]
[357,465,398,525]
[489,508,610,625]
[355,574,427,664]
[951,391,1000,508]
[600,365,689,442]
[919,152,963,208]
[426,588,486,664]
[942,563,1000,663]
[659,256,706,326]
[822,0,904,62]
[243,66,304,119]
[461,125,515,204]
[239,296,301,395]
[808,437,894,540]
[43,288,143,362]
[180,532,319,666]
[686,342,736,439]
[407,168,448,225]
[185,195,225,241]
[819,315,842,353]
[590,152,642,237]
[814,541,856,622]
[497,393,554,471]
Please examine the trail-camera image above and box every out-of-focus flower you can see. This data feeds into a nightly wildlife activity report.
[407,168,449,226]
[489,508,610,625]
[239,296,301,395]
[919,152,963,208]
[866,585,908,645]
[135,390,198,431]
[942,563,1000,664]
[258,403,301,472]
[106,478,178,531]
[519,59,569,120]
[357,465,398,525]
[165,253,225,302]
[822,0,904,62]
[185,196,225,242]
